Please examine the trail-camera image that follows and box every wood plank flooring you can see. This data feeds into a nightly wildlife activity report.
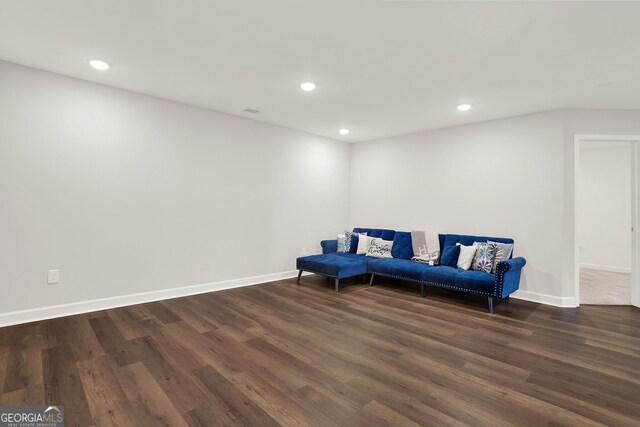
[1,274,639,426]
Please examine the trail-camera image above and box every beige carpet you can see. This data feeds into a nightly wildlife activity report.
[580,267,631,305]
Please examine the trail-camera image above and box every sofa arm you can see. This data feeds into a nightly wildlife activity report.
[494,257,527,299]
[321,239,338,254]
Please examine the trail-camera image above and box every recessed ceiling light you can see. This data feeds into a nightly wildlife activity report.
[88,58,110,71]
[339,129,350,135]
[457,103,472,112]
[300,82,316,92]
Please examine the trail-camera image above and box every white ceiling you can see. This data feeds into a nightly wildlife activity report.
[1,1,640,142]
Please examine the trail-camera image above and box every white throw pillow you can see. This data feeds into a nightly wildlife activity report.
[456,243,477,270]
[357,235,372,254]
[366,237,393,258]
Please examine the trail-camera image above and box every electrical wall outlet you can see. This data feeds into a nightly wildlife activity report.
[301,247,307,255]
[48,269,60,284]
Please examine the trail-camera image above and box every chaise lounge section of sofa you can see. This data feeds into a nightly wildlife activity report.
[296,227,526,313]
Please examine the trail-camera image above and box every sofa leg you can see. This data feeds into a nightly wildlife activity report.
[296,270,302,284]
[505,295,509,300]
[335,278,340,293]
[369,273,375,287]
[420,283,425,297]
[488,297,494,314]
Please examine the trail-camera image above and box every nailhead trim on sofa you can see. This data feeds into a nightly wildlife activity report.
[495,261,509,299]
[370,271,494,297]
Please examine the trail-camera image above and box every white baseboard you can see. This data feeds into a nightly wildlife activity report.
[510,289,577,308]
[0,270,311,328]
[579,263,631,274]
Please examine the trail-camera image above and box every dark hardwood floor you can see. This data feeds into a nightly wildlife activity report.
[1,274,639,426]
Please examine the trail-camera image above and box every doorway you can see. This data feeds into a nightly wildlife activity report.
[574,135,639,307]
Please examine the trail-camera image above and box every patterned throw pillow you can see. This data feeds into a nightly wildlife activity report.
[472,242,497,273]
[366,238,393,258]
[344,231,354,252]
[336,234,348,253]
[343,230,367,253]
[488,241,514,273]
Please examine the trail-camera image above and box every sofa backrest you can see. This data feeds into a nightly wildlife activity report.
[442,234,515,258]
[352,228,395,241]
[352,228,515,259]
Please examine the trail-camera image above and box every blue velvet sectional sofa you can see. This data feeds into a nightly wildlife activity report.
[296,228,526,313]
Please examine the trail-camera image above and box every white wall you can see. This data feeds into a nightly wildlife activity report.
[350,112,566,300]
[578,143,631,272]
[0,60,350,317]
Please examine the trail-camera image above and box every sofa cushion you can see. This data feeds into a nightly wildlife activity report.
[296,253,373,279]
[331,252,376,260]
[353,228,395,241]
[440,245,460,267]
[368,259,497,296]
[391,231,413,260]
[368,258,426,281]
[455,270,495,295]
[421,266,460,288]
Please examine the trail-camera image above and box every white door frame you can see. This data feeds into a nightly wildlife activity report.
[573,134,640,307]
